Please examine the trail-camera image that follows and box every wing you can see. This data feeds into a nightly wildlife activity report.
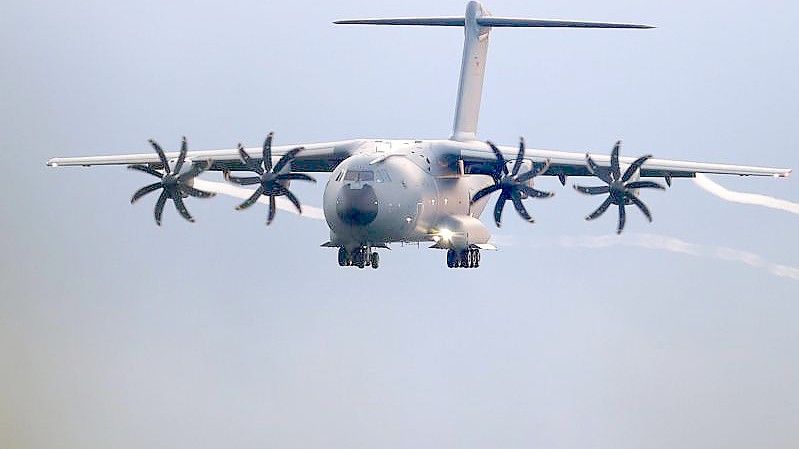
[47,139,365,172]
[460,144,792,178]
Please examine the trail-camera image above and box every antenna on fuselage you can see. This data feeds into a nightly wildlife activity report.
[334,1,654,143]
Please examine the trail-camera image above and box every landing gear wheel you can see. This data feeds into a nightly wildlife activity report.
[370,252,379,269]
[447,249,457,268]
[473,249,480,268]
[460,250,470,268]
[338,247,350,266]
[356,249,366,269]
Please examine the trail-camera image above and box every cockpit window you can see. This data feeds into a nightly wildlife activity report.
[375,170,391,183]
[343,170,375,182]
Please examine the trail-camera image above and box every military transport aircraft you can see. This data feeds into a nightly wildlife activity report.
[48,1,791,269]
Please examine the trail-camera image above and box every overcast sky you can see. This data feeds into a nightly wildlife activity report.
[1,1,798,448]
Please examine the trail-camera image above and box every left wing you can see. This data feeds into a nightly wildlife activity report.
[460,143,792,179]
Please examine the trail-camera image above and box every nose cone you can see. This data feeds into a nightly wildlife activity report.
[336,183,378,226]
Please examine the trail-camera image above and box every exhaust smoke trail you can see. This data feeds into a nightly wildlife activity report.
[492,233,799,281]
[694,174,799,215]
[192,178,325,220]
[555,233,799,281]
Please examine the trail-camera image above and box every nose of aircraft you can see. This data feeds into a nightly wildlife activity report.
[336,183,379,226]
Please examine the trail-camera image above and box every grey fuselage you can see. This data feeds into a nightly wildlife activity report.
[321,139,504,251]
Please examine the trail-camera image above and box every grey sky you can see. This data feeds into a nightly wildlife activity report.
[1,1,798,448]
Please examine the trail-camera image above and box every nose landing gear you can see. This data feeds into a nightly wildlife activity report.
[446,248,480,269]
[338,246,380,269]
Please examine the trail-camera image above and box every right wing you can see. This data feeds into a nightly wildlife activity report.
[47,139,365,173]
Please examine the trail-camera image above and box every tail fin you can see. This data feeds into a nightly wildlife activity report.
[335,1,653,142]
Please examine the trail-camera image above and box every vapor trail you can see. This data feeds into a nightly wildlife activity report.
[554,233,799,281]
[493,233,799,281]
[694,173,799,215]
[192,178,325,220]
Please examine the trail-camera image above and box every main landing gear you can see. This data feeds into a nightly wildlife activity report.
[338,246,380,269]
[447,248,480,269]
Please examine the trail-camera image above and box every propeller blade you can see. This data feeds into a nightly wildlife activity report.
[626,180,666,190]
[173,136,188,174]
[236,186,264,210]
[272,147,303,174]
[510,191,534,223]
[621,154,652,182]
[573,184,610,195]
[262,132,274,172]
[154,190,168,226]
[516,159,552,182]
[493,190,509,227]
[181,185,215,198]
[278,186,303,214]
[518,185,554,199]
[225,174,261,186]
[586,196,613,221]
[267,196,276,225]
[131,182,162,204]
[511,137,525,177]
[585,154,612,184]
[486,141,508,175]
[470,183,501,204]
[275,172,317,183]
[177,160,212,182]
[610,141,621,181]
[617,203,626,234]
[128,164,163,178]
[149,139,171,173]
[237,143,261,174]
[171,193,195,223]
[629,195,652,222]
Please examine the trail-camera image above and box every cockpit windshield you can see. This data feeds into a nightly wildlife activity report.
[343,170,379,182]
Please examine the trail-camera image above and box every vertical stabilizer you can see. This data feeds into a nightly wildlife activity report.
[451,1,491,142]
[334,2,653,142]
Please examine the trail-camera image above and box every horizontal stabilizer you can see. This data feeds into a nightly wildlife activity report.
[334,17,653,29]
[477,17,654,29]
[334,17,465,26]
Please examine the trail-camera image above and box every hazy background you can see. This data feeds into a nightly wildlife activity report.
[1,0,798,448]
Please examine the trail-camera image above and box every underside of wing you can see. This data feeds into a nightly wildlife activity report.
[47,139,364,173]
[458,138,791,235]
[461,144,792,179]
[47,137,366,227]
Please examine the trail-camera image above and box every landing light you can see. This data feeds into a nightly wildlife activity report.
[438,228,454,242]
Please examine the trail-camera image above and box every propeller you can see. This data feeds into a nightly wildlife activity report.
[128,137,215,226]
[470,138,554,227]
[573,141,666,234]
[225,132,316,225]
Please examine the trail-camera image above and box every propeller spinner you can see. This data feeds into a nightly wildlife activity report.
[470,138,554,227]
[128,137,215,225]
[225,132,316,225]
[574,141,666,234]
